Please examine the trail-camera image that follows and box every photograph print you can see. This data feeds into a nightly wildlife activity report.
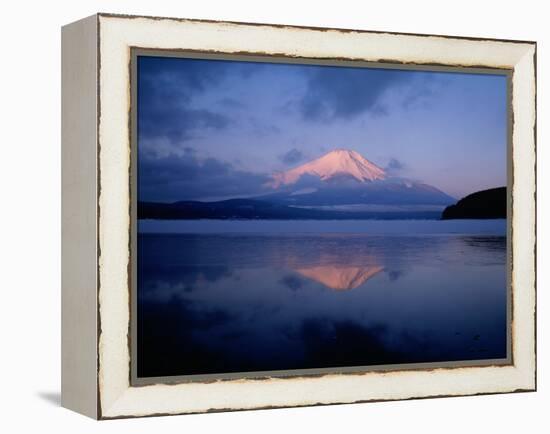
[135,53,509,381]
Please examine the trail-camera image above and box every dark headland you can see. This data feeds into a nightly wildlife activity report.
[441,187,506,220]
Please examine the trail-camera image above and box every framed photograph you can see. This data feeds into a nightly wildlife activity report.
[61,13,536,419]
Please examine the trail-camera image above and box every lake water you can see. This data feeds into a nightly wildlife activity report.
[137,220,508,378]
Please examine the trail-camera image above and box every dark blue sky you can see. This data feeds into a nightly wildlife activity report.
[138,55,507,202]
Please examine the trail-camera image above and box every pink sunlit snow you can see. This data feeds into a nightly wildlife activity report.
[269,149,386,188]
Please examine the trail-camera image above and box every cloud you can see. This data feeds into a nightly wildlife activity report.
[385,158,406,174]
[138,296,235,377]
[280,275,304,291]
[218,97,246,108]
[402,86,435,109]
[138,107,229,143]
[138,56,235,143]
[299,67,411,121]
[279,148,305,165]
[300,319,405,366]
[139,261,232,299]
[138,148,270,202]
[248,117,281,137]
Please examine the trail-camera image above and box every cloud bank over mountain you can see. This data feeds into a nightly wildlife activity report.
[138,148,270,202]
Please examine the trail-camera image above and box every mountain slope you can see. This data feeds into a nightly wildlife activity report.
[259,179,455,207]
[264,149,454,207]
[269,149,386,188]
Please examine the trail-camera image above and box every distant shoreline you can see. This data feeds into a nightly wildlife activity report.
[137,218,506,235]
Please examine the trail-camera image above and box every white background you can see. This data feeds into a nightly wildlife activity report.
[0,0,546,432]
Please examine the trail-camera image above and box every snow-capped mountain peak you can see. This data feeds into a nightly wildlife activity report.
[269,149,386,188]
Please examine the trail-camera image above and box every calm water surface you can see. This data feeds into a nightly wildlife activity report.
[137,220,507,378]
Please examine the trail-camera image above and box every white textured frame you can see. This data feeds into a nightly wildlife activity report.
[64,13,536,419]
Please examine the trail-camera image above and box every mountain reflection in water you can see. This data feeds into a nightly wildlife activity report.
[137,232,507,378]
[295,264,384,290]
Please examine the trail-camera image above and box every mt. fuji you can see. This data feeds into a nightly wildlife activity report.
[260,149,455,208]
[269,149,386,188]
